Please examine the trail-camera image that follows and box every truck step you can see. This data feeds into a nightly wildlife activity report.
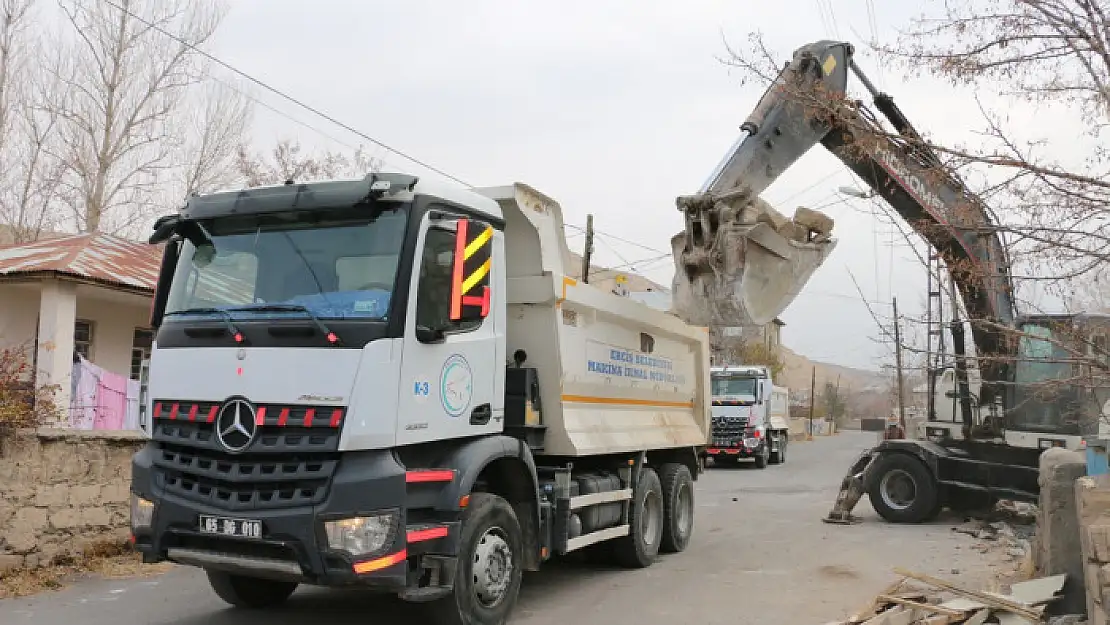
[564,524,629,553]
[399,586,453,603]
[568,488,632,510]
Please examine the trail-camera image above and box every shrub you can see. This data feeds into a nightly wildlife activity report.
[0,342,60,435]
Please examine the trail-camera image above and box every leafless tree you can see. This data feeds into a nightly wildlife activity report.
[176,80,253,197]
[44,0,248,235]
[235,138,383,188]
[0,0,66,244]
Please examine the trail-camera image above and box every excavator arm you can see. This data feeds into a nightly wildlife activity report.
[671,39,1017,405]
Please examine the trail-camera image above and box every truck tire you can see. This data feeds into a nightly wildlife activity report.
[866,453,940,524]
[659,463,694,554]
[205,570,298,608]
[753,442,769,469]
[769,435,784,465]
[612,467,664,568]
[426,492,523,625]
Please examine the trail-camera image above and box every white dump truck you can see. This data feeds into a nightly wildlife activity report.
[705,365,791,468]
[129,174,710,625]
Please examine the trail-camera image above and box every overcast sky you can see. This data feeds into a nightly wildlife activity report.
[207,1,1080,371]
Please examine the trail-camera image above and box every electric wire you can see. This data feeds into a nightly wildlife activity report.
[102,0,471,187]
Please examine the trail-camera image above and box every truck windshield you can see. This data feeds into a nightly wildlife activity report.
[712,376,757,397]
[164,205,409,321]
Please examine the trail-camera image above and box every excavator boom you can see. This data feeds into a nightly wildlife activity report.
[672,40,1017,408]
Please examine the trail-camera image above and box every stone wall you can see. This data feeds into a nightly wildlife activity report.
[1077,473,1110,625]
[1034,448,1087,615]
[0,428,145,571]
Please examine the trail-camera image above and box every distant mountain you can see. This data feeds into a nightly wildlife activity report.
[776,344,889,393]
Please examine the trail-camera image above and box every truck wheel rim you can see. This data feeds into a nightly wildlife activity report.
[641,489,662,547]
[674,482,693,539]
[879,469,917,510]
[472,527,513,608]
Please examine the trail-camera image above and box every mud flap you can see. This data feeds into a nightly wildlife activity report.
[823,449,877,525]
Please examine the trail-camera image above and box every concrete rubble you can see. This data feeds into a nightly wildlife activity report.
[822,571,1081,625]
[670,193,837,327]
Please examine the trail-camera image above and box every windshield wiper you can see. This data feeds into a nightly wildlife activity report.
[164,307,243,341]
[231,304,341,346]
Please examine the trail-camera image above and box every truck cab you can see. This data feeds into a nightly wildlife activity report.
[704,365,790,468]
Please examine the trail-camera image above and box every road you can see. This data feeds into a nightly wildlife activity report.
[0,431,1006,625]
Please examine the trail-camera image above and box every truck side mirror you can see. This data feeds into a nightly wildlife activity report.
[448,218,493,325]
[149,238,180,329]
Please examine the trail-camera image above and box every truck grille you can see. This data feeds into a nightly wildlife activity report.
[711,415,749,446]
[150,400,345,511]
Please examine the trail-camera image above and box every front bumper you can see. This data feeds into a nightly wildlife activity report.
[130,444,460,590]
[706,437,764,457]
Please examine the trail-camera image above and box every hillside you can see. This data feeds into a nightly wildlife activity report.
[776,344,888,394]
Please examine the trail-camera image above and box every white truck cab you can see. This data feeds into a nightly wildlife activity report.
[705,364,790,468]
[129,173,711,625]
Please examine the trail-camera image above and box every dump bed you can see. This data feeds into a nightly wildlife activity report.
[476,183,712,457]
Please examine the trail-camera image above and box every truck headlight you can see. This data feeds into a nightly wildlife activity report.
[324,513,397,557]
[130,493,154,530]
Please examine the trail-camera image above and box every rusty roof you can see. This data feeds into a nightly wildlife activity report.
[0,232,161,291]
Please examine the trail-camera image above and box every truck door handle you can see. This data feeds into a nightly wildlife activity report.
[470,404,492,425]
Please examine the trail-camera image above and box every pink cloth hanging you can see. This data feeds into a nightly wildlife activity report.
[93,368,129,430]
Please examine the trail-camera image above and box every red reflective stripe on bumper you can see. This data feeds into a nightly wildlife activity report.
[352,549,407,574]
[405,469,455,483]
[255,406,266,426]
[407,526,449,543]
[304,408,315,427]
[330,409,342,428]
[277,408,289,427]
[206,406,218,423]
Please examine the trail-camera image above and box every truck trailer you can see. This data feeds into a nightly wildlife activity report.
[129,174,711,625]
[705,365,791,468]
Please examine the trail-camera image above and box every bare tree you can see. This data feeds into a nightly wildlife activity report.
[176,80,253,197]
[45,0,244,234]
[0,0,68,244]
[235,138,383,188]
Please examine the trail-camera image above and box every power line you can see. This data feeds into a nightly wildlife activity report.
[564,223,669,255]
[102,0,470,187]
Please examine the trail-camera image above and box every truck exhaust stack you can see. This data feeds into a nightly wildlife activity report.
[670,191,837,327]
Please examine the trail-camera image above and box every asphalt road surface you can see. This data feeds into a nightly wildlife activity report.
[0,431,1006,625]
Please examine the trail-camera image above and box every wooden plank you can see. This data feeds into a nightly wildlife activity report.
[849,578,907,623]
[964,608,991,625]
[874,595,964,618]
[892,568,1043,621]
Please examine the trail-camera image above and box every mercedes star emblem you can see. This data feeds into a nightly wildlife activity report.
[215,399,258,453]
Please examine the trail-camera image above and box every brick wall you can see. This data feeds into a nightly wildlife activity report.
[0,429,145,571]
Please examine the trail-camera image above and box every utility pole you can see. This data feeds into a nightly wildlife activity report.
[581,214,594,284]
[808,365,816,439]
[893,297,906,431]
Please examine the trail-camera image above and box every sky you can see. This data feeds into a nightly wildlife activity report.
[203,1,1082,371]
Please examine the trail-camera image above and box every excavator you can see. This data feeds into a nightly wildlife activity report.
[669,39,1110,523]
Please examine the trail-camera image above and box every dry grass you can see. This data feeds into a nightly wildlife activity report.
[0,540,174,599]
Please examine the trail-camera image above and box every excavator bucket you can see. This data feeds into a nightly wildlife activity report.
[669,192,837,327]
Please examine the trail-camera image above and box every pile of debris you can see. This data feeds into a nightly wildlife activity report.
[824,569,1077,624]
[953,519,1035,561]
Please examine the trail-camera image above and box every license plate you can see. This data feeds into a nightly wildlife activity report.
[199,515,262,539]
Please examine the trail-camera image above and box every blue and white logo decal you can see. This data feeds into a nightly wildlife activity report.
[439,354,473,417]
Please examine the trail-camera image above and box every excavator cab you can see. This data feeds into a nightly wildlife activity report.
[1003,313,1110,447]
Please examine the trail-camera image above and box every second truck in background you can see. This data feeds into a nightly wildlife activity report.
[705,365,791,469]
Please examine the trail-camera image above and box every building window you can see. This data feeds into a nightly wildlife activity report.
[131,328,154,380]
[74,319,94,360]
